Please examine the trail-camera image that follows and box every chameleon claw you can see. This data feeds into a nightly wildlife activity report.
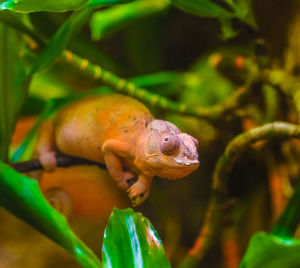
[131,195,144,207]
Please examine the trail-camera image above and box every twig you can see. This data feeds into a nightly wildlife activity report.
[10,153,139,187]
[178,122,300,268]
[10,153,107,173]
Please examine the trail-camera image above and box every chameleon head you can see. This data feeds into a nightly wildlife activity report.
[141,119,199,179]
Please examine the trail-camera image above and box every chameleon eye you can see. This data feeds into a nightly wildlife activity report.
[160,135,180,155]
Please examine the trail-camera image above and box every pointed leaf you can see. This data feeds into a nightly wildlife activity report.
[88,0,133,7]
[0,0,134,12]
[0,162,102,268]
[0,0,87,13]
[172,0,233,18]
[102,208,171,268]
[239,232,300,268]
[223,0,257,29]
[90,0,170,41]
[30,7,92,74]
[0,24,28,162]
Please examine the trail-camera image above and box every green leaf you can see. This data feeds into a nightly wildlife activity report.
[240,181,300,268]
[90,0,170,41]
[0,161,102,268]
[0,0,134,12]
[0,23,28,162]
[239,232,300,268]
[172,0,233,18]
[102,208,171,268]
[30,7,92,74]
[0,0,87,13]
[272,181,300,238]
[219,16,238,40]
[88,0,133,7]
[0,11,41,40]
[223,0,257,29]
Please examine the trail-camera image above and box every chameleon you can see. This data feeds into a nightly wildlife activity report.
[36,94,199,206]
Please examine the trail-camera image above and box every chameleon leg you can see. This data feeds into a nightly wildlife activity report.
[36,120,57,172]
[102,140,136,191]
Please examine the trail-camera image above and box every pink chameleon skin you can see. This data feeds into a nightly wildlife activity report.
[36,94,199,206]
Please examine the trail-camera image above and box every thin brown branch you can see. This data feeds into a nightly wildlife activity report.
[10,154,139,187]
[10,153,107,173]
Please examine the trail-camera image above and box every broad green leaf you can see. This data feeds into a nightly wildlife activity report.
[0,24,28,162]
[102,208,171,268]
[239,232,300,268]
[0,162,102,268]
[90,0,170,41]
[172,0,233,18]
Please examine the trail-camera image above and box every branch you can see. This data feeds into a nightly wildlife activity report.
[58,51,254,121]
[0,15,256,121]
[10,153,139,187]
[10,153,107,173]
[178,122,300,268]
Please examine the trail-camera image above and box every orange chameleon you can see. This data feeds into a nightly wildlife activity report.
[36,94,199,206]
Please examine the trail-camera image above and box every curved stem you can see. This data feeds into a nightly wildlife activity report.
[178,122,300,268]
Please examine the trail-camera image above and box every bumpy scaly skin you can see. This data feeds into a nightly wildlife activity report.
[36,94,199,206]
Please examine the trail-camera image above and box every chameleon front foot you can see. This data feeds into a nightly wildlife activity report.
[116,171,136,190]
[127,178,150,206]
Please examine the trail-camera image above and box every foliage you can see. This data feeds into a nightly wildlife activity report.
[2,0,300,267]
[0,24,28,162]
[239,232,300,268]
[102,208,171,268]
[0,161,101,268]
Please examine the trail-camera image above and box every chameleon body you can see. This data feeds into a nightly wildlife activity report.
[37,94,199,206]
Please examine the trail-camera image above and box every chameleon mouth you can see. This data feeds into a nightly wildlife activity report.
[175,158,199,166]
